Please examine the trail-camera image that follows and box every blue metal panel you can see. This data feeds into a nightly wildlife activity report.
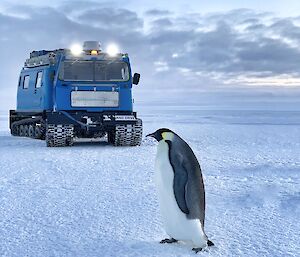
[54,80,133,112]
[16,52,135,113]
[16,66,54,112]
[43,68,55,110]
[54,56,134,112]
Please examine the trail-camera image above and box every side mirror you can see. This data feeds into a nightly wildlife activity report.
[132,73,140,85]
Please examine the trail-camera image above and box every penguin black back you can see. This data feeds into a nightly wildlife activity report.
[166,134,206,225]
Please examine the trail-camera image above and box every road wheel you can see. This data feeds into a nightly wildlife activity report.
[11,124,19,136]
[19,125,25,136]
[24,125,29,137]
[28,125,35,138]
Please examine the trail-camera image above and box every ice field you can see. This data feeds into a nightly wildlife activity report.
[0,106,299,257]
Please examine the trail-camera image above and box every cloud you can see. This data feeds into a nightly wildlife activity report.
[150,18,173,29]
[1,3,300,110]
[145,9,300,85]
[77,8,143,30]
[145,9,172,16]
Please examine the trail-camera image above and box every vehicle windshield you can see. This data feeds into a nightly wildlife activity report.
[59,60,129,81]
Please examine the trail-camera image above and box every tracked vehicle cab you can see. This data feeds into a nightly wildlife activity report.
[9,41,142,147]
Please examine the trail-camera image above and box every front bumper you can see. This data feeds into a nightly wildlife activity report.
[46,111,138,128]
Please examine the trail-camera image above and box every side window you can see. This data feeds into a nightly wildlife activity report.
[35,71,43,88]
[23,75,30,89]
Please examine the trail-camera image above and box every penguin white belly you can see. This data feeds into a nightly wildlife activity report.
[154,141,207,247]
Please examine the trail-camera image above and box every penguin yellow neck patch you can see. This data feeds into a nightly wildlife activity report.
[162,132,174,141]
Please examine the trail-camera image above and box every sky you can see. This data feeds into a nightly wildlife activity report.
[1,0,300,110]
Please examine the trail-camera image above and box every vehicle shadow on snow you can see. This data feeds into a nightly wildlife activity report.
[1,133,112,148]
[1,134,147,149]
[72,140,110,147]
[0,134,44,147]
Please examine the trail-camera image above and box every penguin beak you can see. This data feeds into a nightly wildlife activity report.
[146,131,161,141]
[146,132,155,138]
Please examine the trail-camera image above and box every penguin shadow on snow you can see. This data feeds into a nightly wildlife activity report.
[127,240,216,256]
[147,128,215,254]
[158,238,216,254]
[129,241,183,255]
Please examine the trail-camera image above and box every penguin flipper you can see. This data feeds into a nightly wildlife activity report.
[165,140,189,214]
[173,164,189,214]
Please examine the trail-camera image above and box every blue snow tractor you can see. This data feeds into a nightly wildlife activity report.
[9,41,142,147]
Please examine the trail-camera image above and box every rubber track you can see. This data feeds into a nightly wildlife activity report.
[46,124,74,147]
[113,119,142,146]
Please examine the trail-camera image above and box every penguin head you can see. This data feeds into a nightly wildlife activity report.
[146,128,175,142]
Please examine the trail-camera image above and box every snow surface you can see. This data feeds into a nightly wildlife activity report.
[0,107,300,257]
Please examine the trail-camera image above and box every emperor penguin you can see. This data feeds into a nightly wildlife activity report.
[147,128,214,253]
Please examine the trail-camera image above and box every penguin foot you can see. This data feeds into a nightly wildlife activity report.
[207,240,214,246]
[192,247,202,253]
[160,238,178,244]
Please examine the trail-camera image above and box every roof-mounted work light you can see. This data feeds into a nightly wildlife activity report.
[90,50,98,55]
[107,43,119,57]
[70,44,83,56]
